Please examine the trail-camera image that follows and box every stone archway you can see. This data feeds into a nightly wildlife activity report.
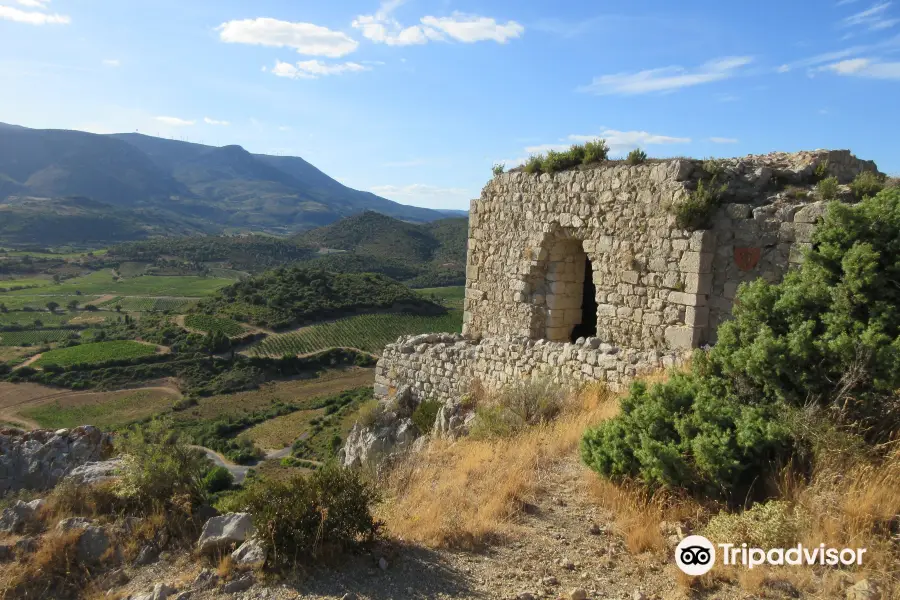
[527,231,599,343]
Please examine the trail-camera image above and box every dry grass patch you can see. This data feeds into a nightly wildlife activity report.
[379,382,619,548]
[0,531,89,599]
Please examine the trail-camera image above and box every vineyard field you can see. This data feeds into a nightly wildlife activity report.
[34,340,158,367]
[247,311,463,357]
[184,314,245,336]
[0,329,80,346]
[416,286,465,309]
[0,296,101,311]
[98,297,199,312]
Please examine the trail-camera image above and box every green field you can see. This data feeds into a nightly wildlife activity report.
[0,312,73,327]
[247,310,463,357]
[1,270,232,297]
[0,329,79,346]
[0,295,103,311]
[98,296,198,312]
[416,286,465,309]
[0,277,53,290]
[184,314,245,336]
[33,340,157,367]
[19,390,176,430]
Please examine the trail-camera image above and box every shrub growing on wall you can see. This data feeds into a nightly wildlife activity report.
[583,187,900,498]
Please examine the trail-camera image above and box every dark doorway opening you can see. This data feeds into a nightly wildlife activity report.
[570,257,598,342]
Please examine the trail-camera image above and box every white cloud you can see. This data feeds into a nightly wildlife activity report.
[820,57,900,78]
[709,137,739,144]
[15,0,50,7]
[842,2,896,29]
[420,14,524,43]
[217,18,359,58]
[268,59,369,79]
[369,183,474,209]
[155,116,195,126]
[102,59,120,67]
[352,1,523,46]
[0,4,69,25]
[579,56,753,95]
[204,117,230,126]
[278,126,292,131]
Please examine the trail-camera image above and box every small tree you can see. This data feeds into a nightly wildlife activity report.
[0,303,7,313]
[46,301,60,313]
[626,148,648,165]
[67,299,79,312]
[492,163,505,177]
[52,274,61,284]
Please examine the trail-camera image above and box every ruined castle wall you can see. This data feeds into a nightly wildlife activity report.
[464,161,710,351]
[373,333,687,403]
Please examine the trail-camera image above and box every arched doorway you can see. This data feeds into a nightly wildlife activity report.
[537,237,598,342]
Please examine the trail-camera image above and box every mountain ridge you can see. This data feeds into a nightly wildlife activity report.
[0,123,461,241]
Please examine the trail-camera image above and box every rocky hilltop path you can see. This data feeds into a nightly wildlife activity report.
[114,455,753,600]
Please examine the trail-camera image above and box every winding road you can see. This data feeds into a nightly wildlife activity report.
[189,445,298,484]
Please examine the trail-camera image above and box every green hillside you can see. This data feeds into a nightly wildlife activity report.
[195,266,444,329]
[295,212,468,287]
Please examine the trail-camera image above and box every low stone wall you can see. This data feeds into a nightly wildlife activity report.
[374,332,688,404]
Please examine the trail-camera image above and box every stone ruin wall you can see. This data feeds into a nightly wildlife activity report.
[374,150,880,404]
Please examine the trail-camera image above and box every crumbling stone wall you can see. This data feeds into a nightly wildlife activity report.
[373,150,880,407]
[374,333,688,403]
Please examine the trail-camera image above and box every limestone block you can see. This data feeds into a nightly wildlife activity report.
[685,306,710,328]
[679,252,714,274]
[667,291,708,307]
[664,326,704,350]
[683,273,712,295]
[724,203,753,219]
[794,201,827,223]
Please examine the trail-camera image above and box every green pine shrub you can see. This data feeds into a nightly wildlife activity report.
[220,463,380,566]
[703,501,803,548]
[492,163,505,177]
[849,170,885,199]
[816,176,840,200]
[202,466,234,494]
[582,139,610,164]
[626,148,648,165]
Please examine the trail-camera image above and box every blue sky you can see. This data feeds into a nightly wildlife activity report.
[1,0,898,211]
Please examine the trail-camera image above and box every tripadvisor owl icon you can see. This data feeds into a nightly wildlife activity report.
[676,535,716,576]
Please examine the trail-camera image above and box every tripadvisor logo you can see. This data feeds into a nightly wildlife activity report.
[675,535,867,575]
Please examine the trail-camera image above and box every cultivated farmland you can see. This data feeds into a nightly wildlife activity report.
[33,340,158,367]
[0,329,79,346]
[246,310,463,357]
[184,314,245,336]
[99,296,199,312]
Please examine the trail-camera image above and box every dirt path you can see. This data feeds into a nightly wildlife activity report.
[188,444,302,485]
[13,353,43,370]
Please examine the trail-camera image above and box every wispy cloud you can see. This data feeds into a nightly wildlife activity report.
[266,60,369,79]
[204,117,230,126]
[217,18,359,58]
[579,56,753,95]
[352,1,523,46]
[819,57,900,78]
[709,137,739,144]
[155,116,195,126]
[841,2,898,30]
[0,4,69,25]
[102,59,120,67]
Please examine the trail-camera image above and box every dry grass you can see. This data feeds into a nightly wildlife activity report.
[379,382,619,548]
[0,531,88,599]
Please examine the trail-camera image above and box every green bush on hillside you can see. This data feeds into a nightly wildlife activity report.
[816,176,840,200]
[626,148,648,165]
[673,178,727,231]
[849,170,885,199]
[583,187,900,498]
[219,463,380,566]
[523,139,610,175]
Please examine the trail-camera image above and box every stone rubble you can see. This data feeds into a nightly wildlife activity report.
[0,425,112,493]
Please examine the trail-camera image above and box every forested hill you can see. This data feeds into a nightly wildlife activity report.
[195,266,444,329]
[294,211,469,287]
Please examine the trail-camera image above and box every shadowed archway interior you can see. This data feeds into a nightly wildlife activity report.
[570,256,598,342]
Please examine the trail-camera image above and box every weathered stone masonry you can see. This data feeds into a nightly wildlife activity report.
[375,150,880,404]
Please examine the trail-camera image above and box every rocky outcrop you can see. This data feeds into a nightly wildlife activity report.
[197,513,255,555]
[65,458,123,486]
[0,426,112,494]
[0,499,45,533]
[340,386,421,468]
[58,517,112,563]
[231,538,267,568]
